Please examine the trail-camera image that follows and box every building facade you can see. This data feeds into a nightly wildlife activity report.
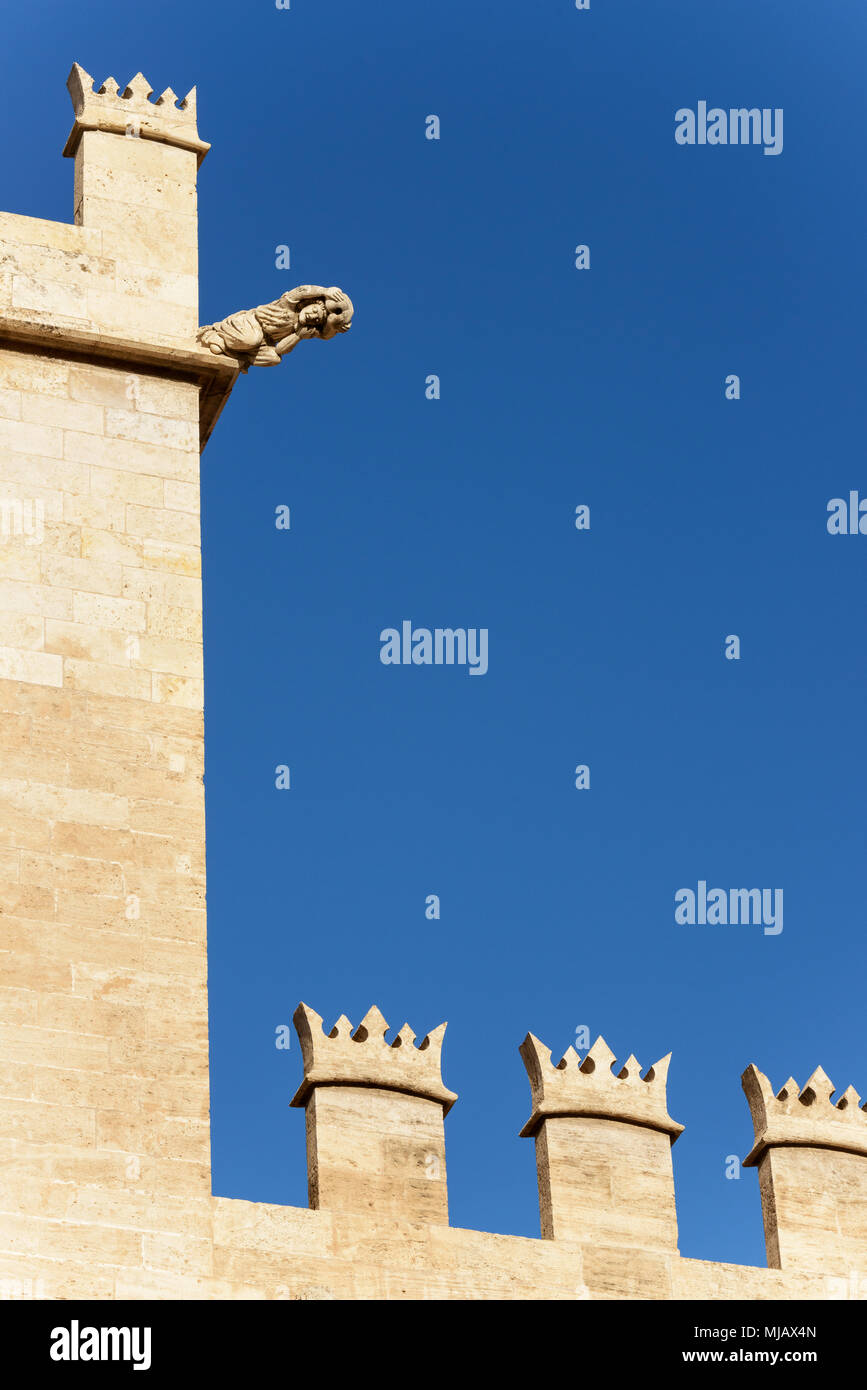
[0,66,863,1300]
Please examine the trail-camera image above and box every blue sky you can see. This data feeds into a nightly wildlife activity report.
[4,0,866,1268]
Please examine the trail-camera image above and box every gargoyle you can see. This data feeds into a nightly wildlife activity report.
[197,285,353,369]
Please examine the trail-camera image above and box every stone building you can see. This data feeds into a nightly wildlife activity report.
[0,65,863,1300]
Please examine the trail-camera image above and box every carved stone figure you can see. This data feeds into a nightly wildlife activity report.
[197,285,353,368]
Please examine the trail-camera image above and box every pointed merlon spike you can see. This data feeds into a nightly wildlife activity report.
[741,1063,776,1140]
[98,77,119,98]
[582,1036,617,1076]
[67,62,94,105]
[291,1001,326,1079]
[292,1000,324,1036]
[520,1033,552,1065]
[555,1044,580,1072]
[392,1023,416,1049]
[181,86,197,114]
[800,1066,835,1106]
[536,1034,552,1062]
[776,1076,800,1102]
[328,1013,353,1040]
[355,1004,389,1042]
[123,73,153,103]
[419,1021,447,1053]
[645,1053,672,1087]
[617,1054,643,1082]
[742,1063,774,1103]
[835,1085,862,1114]
[156,87,179,109]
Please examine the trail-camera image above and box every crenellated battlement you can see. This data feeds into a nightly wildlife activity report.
[63,63,210,163]
[743,1063,867,1164]
[519,1033,683,1139]
[741,1061,867,1276]
[283,1002,867,1281]
[290,1003,457,1111]
[517,1031,682,1248]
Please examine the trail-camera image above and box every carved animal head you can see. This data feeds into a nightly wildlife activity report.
[319,288,353,338]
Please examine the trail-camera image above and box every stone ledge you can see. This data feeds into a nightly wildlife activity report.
[0,314,239,450]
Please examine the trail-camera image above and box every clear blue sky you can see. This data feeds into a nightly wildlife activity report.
[4,0,866,1269]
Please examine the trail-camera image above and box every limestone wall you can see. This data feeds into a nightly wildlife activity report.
[0,335,211,1299]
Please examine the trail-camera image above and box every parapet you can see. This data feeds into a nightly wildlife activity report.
[286,1007,867,1278]
[290,1002,457,1111]
[519,1033,684,1139]
[55,62,212,350]
[742,1063,867,1164]
[519,1032,684,1248]
[63,63,210,164]
[290,1003,455,1223]
[742,1062,867,1275]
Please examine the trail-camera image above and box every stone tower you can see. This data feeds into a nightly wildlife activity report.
[0,64,234,1297]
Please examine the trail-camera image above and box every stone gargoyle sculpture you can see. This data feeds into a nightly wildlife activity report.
[197,284,353,370]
